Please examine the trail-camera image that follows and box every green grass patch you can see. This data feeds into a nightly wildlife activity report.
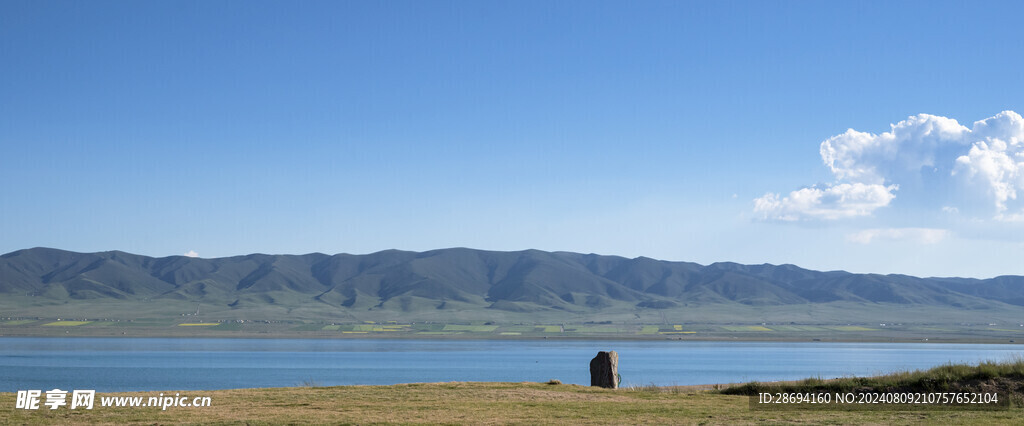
[2,320,37,325]
[639,325,659,335]
[916,327,956,332]
[566,326,620,333]
[213,322,243,330]
[443,324,498,332]
[120,321,176,327]
[178,323,219,327]
[722,355,1024,396]
[290,323,325,331]
[539,326,562,333]
[322,325,341,330]
[767,325,829,332]
[412,323,445,332]
[42,321,92,326]
[721,325,772,332]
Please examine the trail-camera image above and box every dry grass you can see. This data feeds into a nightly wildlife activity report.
[722,355,1024,396]
[41,321,92,326]
[2,381,1022,424]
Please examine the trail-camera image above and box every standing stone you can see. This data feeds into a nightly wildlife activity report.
[589,351,618,389]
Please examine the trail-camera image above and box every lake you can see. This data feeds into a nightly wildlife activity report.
[1,337,1021,392]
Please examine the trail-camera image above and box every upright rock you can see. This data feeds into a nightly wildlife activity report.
[589,351,619,389]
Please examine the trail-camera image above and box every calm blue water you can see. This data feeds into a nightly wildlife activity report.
[1,338,1021,392]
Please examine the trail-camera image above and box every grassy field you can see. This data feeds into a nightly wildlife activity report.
[3,316,1024,343]
[5,295,1024,343]
[4,357,1023,424]
[721,325,773,332]
[442,324,499,332]
[722,356,1024,398]
[2,381,1021,424]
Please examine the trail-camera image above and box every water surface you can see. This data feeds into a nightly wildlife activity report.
[2,337,1021,391]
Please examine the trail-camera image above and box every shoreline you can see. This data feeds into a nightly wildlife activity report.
[1,328,1021,344]
[0,381,741,395]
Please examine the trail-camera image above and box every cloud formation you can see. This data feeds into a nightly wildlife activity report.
[846,228,949,245]
[184,250,199,258]
[756,111,1024,221]
[820,114,969,184]
[754,183,897,221]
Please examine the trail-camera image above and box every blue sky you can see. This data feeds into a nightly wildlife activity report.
[2,0,1024,277]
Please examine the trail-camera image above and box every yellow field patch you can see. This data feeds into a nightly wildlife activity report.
[499,332,521,335]
[342,331,368,334]
[673,325,683,331]
[42,321,92,326]
[443,325,499,332]
[659,331,696,334]
[178,323,218,327]
[828,326,877,332]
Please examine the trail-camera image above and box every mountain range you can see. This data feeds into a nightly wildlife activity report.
[3,247,1024,324]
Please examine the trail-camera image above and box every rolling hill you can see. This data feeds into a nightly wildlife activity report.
[2,247,1023,323]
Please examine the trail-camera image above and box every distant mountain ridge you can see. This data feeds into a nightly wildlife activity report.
[2,247,1024,315]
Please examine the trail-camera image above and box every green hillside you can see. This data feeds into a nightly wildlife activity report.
[2,247,1024,329]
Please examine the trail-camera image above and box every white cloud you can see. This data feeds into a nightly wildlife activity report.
[184,250,200,258]
[952,112,1024,216]
[994,212,1024,223]
[754,183,898,221]
[821,114,969,183]
[846,228,949,245]
[759,111,1024,221]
